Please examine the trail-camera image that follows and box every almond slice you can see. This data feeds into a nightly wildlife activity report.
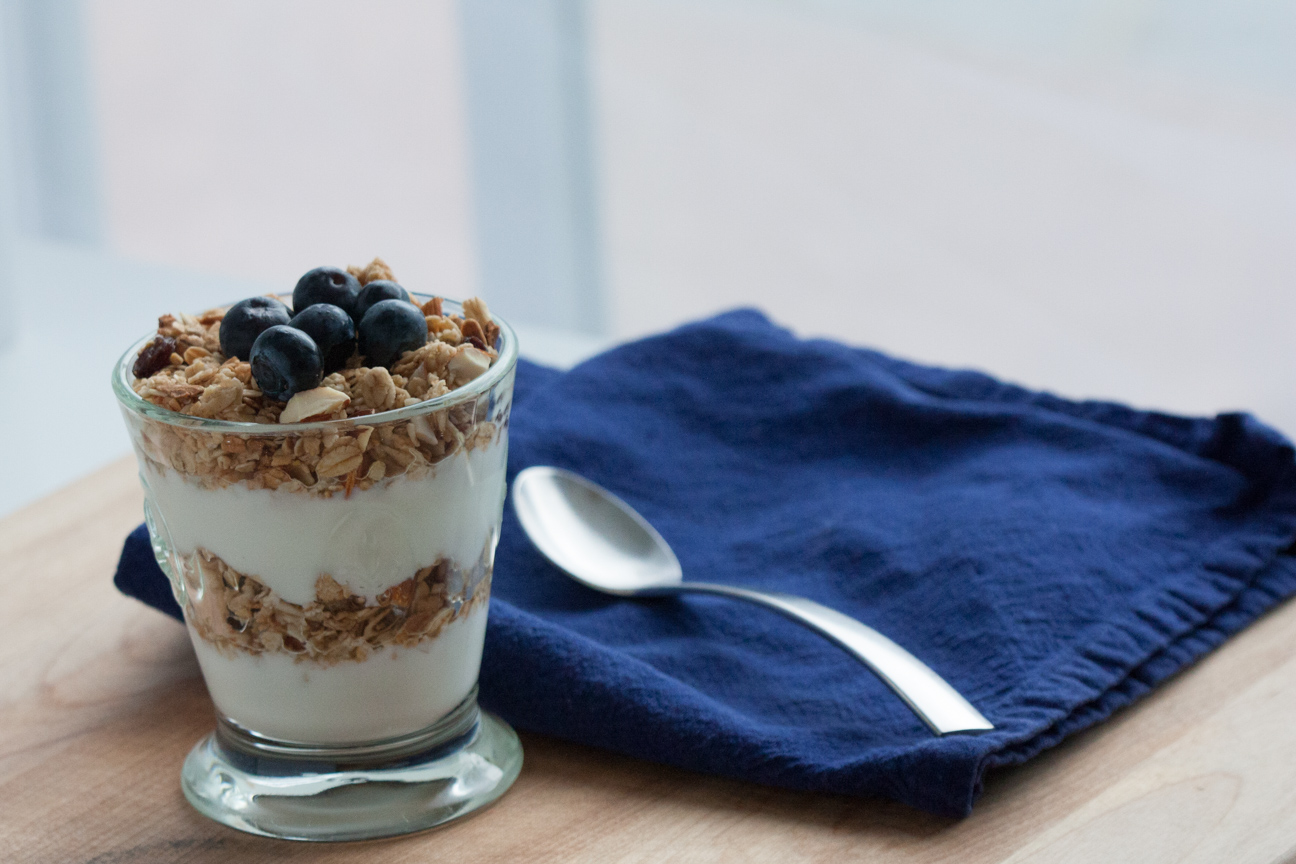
[446,345,492,385]
[462,296,492,326]
[280,386,351,424]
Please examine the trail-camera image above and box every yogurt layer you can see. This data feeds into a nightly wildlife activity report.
[192,602,489,743]
[145,441,507,605]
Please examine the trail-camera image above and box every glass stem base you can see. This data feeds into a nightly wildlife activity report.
[180,702,523,842]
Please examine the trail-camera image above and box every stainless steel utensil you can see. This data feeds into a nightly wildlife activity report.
[511,466,993,736]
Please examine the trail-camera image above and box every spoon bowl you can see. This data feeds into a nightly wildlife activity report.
[512,467,682,595]
[511,465,993,736]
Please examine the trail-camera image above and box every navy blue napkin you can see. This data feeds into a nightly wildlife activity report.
[115,310,1296,817]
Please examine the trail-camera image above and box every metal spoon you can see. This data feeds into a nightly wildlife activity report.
[511,466,993,736]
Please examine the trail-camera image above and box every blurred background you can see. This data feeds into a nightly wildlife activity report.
[0,0,1293,513]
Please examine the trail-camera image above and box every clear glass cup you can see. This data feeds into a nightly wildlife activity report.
[112,296,523,841]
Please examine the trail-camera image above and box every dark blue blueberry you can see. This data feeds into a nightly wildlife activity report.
[289,303,356,374]
[250,325,323,402]
[219,296,292,360]
[352,280,412,324]
[292,266,361,318]
[358,299,427,368]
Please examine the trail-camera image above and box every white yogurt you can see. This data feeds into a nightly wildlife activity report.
[143,439,506,742]
[144,442,507,605]
[192,604,489,743]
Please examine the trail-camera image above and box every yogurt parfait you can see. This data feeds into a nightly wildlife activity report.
[113,258,523,841]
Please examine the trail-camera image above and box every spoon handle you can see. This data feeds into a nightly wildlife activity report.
[670,583,994,735]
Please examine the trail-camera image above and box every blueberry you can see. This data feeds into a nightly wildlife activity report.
[289,303,356,373]
[219,296,292,360]
[352,280,412,324]
[293,266,361,318]
[250,325,323,402]
[358,299,427,368]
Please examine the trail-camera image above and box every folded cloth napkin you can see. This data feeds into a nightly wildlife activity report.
[115,310,1296,817]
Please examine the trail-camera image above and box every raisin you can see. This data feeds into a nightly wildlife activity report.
[132,336,177,378]
[465,334,487,351]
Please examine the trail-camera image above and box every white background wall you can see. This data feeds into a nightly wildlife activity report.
[591,0,1296,423]
[84,0,1296,422]
[0,0,1292,514]
[87,0,478,302]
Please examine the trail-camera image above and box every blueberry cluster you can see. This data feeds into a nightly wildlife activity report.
[219,266,427,402]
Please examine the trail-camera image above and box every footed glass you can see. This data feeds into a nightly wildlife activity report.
[113,296,522,841]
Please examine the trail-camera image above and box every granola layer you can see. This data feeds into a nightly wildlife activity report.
[184,547,492,666]
[131,401,503,496]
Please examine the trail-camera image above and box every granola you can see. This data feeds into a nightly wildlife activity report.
[183,546,492,666]
[131,261,501,424]
[126,259,509,497]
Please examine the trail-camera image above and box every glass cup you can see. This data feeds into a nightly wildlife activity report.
[112,296,522,841]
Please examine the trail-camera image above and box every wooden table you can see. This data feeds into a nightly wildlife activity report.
[4,459,1296,863]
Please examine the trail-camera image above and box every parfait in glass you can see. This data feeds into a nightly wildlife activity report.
[113,261,522,841]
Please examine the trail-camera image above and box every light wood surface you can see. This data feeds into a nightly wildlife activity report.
[3,458,1296,863]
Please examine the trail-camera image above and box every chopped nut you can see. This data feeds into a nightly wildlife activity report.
[461,318,487,349]
[446,345,492,385]
[462,297,492,327]
[280,386,352,424]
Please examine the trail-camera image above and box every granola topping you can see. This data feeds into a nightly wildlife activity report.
[132,260,501,423]
[126,259,509,497]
